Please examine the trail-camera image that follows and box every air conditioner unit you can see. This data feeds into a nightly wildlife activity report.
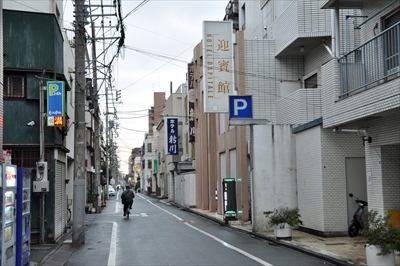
[33,161,49,192]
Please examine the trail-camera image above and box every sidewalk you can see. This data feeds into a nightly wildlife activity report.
[187,207,400,266]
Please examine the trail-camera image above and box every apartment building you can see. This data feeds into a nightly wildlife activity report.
[233,0,400,236]
[320,0,400,221]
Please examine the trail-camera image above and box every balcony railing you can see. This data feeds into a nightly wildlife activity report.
[339,21,400,97]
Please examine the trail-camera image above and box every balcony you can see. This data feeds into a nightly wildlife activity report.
[320,0,364,9]
[339,21,400,97]
[224,0,238,20]
[277,89,322,124]
[270,0,331,56]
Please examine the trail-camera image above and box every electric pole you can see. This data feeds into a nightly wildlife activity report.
[91,22,102,212]
[73,0,87,244]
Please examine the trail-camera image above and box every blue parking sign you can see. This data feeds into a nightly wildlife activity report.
[229,95,253,119]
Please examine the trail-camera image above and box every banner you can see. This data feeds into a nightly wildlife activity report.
[166,117,179,155]
[188,63,195,142]
[202,21,234,113]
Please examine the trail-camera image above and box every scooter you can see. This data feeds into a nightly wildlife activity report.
[348,193,368,237]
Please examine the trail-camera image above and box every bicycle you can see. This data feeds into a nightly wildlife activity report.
[67,198,72,223]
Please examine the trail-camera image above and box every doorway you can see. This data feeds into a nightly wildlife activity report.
[346,157,367,224]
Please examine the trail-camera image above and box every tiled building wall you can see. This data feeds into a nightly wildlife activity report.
[271,0,331,56]
[277,89,322,124]
[297,125,365,233]
[365,113,400,215]
[320,129,365,232]
[244,39,279,122]
[245,39,307,123]
[321,59,400,128]
[296,126,324,231]
[304,41,331,76]
[360,1,400,43]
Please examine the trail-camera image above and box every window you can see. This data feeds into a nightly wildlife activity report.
[383,10,400,75]
[6,147,51,169]
[147,160,152,169]
[4,73,26,99]
[304,73,318,88]
[147,143,152,152]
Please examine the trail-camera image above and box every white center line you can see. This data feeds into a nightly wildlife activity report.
[107,222,118,266]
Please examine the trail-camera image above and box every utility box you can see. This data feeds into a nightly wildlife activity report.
[222,178,237,221]
[33,162,49,192]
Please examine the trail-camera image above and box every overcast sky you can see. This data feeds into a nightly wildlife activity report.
[63,0,228,175]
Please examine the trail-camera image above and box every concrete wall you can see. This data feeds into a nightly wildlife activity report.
[252,124,297,232]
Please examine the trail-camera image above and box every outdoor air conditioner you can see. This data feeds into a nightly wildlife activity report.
[33,161,49,192]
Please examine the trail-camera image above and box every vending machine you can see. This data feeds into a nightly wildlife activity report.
[16,168,31,266]
[0,164,17,265]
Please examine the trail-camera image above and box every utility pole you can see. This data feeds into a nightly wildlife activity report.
[91,22,102,212]
[105,84,110,200]
[73,0,87,244]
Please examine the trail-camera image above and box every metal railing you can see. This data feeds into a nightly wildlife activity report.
[339,21,399,97]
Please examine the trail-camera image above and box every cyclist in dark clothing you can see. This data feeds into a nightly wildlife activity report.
[121,185,135,216]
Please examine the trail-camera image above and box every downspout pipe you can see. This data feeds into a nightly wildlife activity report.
[331,10,336,57]
[335,7,340,57]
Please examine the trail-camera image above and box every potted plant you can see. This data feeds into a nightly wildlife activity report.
[263,205,303,239]
[357,209,400,266]
[88,194,98,213]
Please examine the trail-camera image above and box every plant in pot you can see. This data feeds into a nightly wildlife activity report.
[357,209,400,266]
[88,194,98,213]
[263,205,303,239]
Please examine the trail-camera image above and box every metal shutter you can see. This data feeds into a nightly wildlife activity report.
[54,160,66,240]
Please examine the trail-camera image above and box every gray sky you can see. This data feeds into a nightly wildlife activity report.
[64,0,228,174]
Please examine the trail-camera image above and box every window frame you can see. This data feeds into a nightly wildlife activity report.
[3,72,27,99]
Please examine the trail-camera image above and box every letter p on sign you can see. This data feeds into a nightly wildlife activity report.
[229,95,252,119]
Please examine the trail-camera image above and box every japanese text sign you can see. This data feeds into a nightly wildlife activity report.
[47,81,65,127]
[202,21,234,113]
[166,117,179,155]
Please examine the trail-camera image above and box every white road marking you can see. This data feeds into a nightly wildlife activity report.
[148,201,273,266]
[115,202,119,213]
[141,213,148,217]
[107,222,118,266]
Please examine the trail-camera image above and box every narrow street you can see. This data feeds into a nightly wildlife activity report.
[62,192,334,266]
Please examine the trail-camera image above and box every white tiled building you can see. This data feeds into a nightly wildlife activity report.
[237,0,399,235]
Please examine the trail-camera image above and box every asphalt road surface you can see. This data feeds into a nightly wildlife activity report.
[65,192,334,266]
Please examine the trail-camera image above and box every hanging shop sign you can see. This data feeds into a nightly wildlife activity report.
[166,117,179,155]
[47,81,65,127]
[202,21,234,113]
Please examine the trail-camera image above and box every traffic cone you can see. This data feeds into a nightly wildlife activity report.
[101,197,106,207]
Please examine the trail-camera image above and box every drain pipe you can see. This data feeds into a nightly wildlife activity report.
[331,10,336,57]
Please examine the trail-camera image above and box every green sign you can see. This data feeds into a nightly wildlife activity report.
[154,159,158,174]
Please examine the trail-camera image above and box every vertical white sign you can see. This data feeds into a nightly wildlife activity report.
[203,21,234,113]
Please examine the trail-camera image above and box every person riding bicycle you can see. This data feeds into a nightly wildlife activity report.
[121,185,135,216]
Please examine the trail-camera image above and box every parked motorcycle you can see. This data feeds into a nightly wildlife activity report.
[348,193,368,237]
